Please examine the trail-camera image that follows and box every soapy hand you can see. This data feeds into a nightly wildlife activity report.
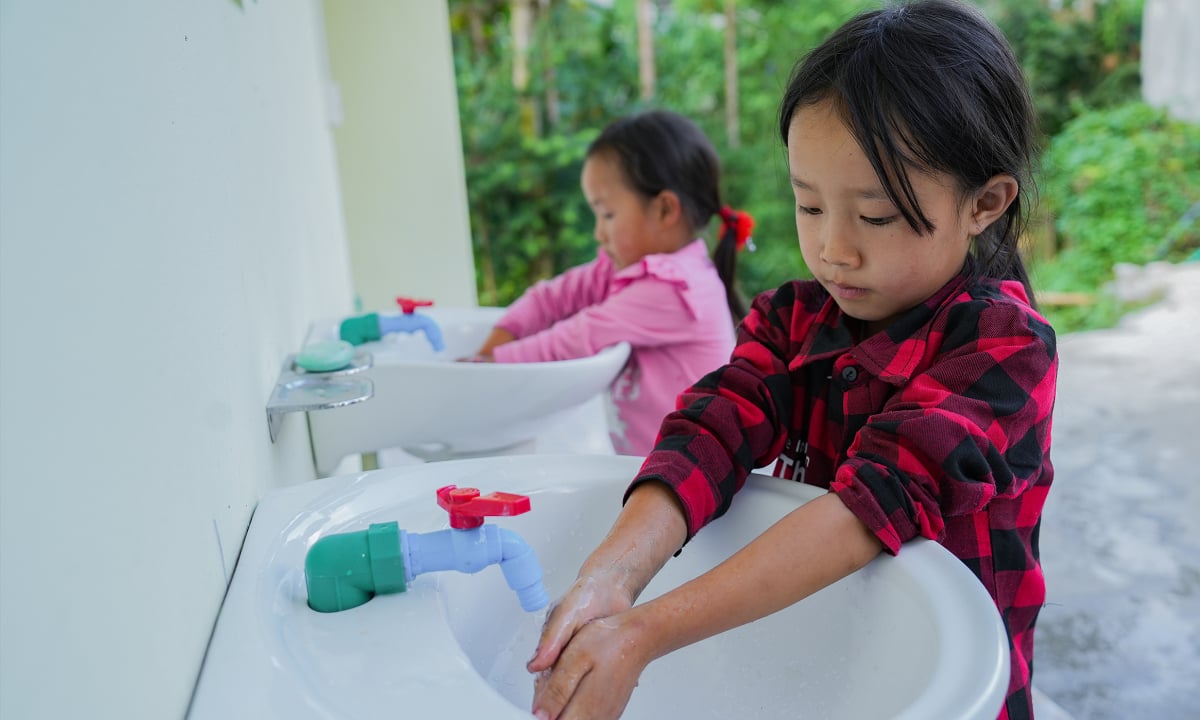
[527,574,637,719]
[527,575,631,674]
[530,608,651,720]
[527,482,689,719]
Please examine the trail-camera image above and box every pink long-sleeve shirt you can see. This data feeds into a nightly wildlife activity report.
[492,239,736,455]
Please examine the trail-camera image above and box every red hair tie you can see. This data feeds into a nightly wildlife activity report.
[719,206,756,252]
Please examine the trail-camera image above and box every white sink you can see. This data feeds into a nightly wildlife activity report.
[190,454,1009,720]
[302,307,631,474]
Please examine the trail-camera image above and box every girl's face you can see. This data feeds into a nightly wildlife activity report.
[581,152,671,270]
[787,101,974,334]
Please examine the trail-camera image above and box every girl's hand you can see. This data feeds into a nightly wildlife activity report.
[526,481,688,719]
[530,492,883,720]
[527,575,631,675]
[476,327,516,357]
[531,608,652,720]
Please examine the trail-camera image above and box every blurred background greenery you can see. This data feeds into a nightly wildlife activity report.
[449,0,1199,333]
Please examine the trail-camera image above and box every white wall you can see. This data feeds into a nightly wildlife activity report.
[325,0,478,312]
[0,1,355,717]
[1143,0,1200,122]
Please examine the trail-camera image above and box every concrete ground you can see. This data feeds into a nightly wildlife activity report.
[1034,261,1200,719]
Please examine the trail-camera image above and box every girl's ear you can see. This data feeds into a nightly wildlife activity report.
[969,174,1020,235]
[653,189,685,227]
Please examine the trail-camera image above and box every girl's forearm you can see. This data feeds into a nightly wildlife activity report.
[632,492,883,660]
[578,481,689,602]
[476,327,516,356]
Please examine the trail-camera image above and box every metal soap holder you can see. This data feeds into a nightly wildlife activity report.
[266,351,374,443]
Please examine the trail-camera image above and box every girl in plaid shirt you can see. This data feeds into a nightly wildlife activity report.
[529,2,1056,720]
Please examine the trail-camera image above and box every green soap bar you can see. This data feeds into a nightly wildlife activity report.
[296,340,355,372]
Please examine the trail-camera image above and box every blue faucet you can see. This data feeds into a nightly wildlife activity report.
[338,296,445,352]
[305,485,548,613]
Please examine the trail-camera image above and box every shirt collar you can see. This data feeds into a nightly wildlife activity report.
[610,238,710,286]
[792,273,970,384]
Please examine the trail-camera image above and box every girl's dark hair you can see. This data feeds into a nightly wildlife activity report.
[588,110,747,319]
[779,0,1039,307]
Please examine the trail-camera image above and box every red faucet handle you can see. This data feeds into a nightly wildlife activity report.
[395,297,434,314]
[436,485,532,529]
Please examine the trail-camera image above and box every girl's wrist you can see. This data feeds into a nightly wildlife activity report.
[571,481,687,601]
[572,564,637,609]
[621,600,675,665]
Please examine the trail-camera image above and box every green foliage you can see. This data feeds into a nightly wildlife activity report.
[450,0,882,305]
[980,0,1144,137]
[452,1,613,305]
[1035,101,1200,330]
[451,0,1185,341]
[667,0,878,296]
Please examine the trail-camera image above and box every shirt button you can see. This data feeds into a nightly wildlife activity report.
[841,366,859,383]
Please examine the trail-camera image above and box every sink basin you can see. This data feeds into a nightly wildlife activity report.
[302,308,631,474]
[189,454,1009,719]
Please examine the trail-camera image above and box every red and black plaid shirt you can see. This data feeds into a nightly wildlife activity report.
[631,273,1057,720]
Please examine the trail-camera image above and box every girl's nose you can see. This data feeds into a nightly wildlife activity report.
[819,219,859,268]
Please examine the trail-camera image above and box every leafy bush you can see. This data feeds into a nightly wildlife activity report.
[451,0,1177,332]
[450,0,880,305]
[981,0,1144,137]
[452,1,621,305]
[1034,101,1200,330]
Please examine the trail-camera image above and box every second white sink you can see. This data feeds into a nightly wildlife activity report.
[303,307,631,474]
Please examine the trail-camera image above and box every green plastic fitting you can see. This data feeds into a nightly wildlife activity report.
[339,313,382,346]
[305,521,408,613]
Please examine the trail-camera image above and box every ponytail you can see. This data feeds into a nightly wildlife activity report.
[713,206,755,321]
[588,111,755,321]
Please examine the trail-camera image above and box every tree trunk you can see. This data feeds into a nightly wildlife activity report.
[636,0,656,101]
[724,0,740,147]
[539,0,560,128]
[466,4,487,59]
[533,250,555,283]
[511,0,539,138]
[475,212,498,305]
[1076,0,1096,23]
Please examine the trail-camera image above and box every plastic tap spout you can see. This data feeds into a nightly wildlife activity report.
[377,313,445,352]
[498,527,550,612]
[402,525,548,612]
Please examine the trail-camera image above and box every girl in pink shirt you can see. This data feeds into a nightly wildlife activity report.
[473,111,754,456]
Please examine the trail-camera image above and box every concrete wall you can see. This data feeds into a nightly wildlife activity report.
[1143,0,1200,122]
[0,1,354,717]
[324,0,478,312]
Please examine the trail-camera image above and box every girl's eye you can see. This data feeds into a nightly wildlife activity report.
[797,205,821,216]
[862,215,896,227]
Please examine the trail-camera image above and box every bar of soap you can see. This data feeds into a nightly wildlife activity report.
[296,340,355,372]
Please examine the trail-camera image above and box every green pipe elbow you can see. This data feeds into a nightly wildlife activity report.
[339,313,382,346]
[305,521,408,613]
